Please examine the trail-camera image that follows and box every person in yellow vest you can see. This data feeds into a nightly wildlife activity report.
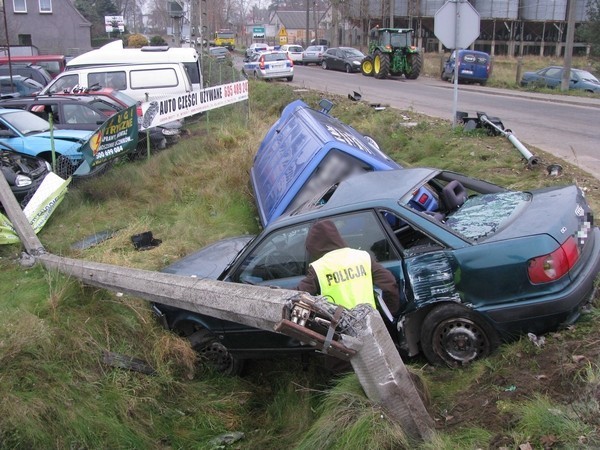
[297,220,400,315]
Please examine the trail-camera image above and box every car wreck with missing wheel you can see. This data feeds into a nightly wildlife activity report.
[152,101,600,373]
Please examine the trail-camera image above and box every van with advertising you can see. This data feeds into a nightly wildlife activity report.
[251,99,402,226]
[39,63,193,103]
[441,49,491,85]
[0,55,67,78]
[65,41,203,90]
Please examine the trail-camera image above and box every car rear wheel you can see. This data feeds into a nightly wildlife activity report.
[189,329,243,376]
[286,76,293,82]
[322,60,328,70]
[420,303,499,367]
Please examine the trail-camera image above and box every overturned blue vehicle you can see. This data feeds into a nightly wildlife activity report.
[153,101,600,374]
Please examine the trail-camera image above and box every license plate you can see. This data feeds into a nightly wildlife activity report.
[461,70,473,75]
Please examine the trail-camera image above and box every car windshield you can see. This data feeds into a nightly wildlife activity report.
[105,90,137,106]
[574,70,598,82]
[288,46,302,52]
[210,48,228,55]
[305,46,320,52]
[344,49,364,57]
[2,110,50,134]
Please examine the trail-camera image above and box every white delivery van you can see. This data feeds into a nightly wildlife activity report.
[66,41,203,90]
[39,63,193,102]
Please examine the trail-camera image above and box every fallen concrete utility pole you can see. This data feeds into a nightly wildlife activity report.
[0,172,434,441]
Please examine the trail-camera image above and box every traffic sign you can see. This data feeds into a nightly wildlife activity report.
[434,0,480,49]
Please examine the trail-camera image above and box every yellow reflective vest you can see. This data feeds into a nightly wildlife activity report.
[310,248,375,309]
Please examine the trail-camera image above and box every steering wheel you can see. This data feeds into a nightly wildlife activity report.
[263,250,301,279]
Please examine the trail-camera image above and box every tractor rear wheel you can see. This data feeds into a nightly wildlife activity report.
[374,51,390,79]
[405,52,422,79]
[361,55,374,76]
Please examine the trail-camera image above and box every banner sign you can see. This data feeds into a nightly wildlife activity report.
[140,80,248,129]
[0,173,70,245]
[80,105,138,168]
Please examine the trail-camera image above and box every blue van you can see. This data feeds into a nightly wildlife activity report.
[250,99,402,226]
[441,50,491,86]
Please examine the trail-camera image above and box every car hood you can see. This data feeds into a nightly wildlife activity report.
[36,129,93,142]
[161,236,254,279]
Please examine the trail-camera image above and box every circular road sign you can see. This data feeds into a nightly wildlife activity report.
[434,1,480,49]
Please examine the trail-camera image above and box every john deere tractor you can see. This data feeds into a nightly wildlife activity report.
[361,28,422,79]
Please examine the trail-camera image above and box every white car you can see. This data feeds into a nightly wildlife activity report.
[245,43,269,58]
[242,51,293,82]
[280,44,304,63]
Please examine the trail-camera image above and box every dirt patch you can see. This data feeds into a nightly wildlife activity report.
[428,298,600,446]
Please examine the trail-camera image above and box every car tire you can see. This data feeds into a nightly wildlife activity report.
[345,64,352,73]
[286,76,293,82]
[189,329,243,376]
[420,303,499,367]
[322,60,327,70]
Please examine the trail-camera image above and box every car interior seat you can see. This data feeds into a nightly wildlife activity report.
[440,180,468,212]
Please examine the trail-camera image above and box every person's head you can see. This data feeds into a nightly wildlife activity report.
[305,220,347,262]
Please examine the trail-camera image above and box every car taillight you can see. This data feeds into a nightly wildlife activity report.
[259,56,265,70]
[527,236,580,284]
[287,55,294,66]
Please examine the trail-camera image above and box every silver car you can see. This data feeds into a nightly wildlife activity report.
[242,51,294,82]
[301,45,328,66]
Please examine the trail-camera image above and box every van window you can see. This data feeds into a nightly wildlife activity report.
[88,71,127,90]
[47,73,79,93]
[129,68,179,89]
[183,62,201,86]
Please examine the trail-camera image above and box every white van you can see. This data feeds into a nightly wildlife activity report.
[66,41,203,90]
[39,63,193,102]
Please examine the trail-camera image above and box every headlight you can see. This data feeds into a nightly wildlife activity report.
[15,175,32,187]
[352,61,360,65]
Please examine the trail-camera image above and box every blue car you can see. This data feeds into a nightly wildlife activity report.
[0,108,93,178]
[520,66,600,93]
[441,50,491,85]
[251,99,401,226]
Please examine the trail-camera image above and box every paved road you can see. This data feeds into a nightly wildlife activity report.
[288,64,600,180]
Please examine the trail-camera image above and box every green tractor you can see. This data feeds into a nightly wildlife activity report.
[361,28,422,80]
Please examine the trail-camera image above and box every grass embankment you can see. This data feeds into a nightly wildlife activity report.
[0,81,599,449]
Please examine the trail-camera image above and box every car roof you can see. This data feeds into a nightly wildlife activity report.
[270,168,438,226]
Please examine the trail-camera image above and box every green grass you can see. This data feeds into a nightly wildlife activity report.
[1,79,599,448]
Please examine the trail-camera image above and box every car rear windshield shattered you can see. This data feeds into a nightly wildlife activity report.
[445,192,531,240]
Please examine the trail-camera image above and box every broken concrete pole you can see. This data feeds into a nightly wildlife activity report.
[343,309,435,440]
[0,171,434,442]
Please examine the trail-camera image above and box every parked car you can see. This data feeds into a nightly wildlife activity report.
[441,50,491,85]
[321,47,365,73]
[154,167,600,373]
[0,141,50,207]
[0,63,53,86]
[280,44,304,63]
[0,108,95,178]
[0,75,44,97]
[245,43,269,59]
[520,66,600,93]
[242,51,293,82]
[302,45,328,65]
[207,46,231,60]
[0,93,169,152]
[60,87,181,147]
